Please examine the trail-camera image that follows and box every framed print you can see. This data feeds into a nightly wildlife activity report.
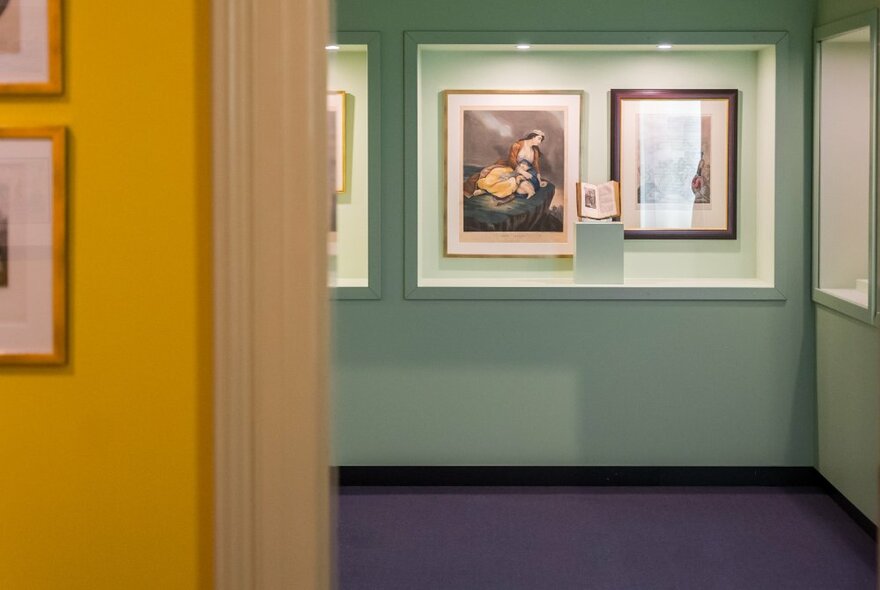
[327,90,346,194]
[445,91,581,257]
[611,89,738,239]
[0,127,66,363]
[0,0,61,93]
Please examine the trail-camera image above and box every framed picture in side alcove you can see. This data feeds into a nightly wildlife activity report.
[327,90,347,194]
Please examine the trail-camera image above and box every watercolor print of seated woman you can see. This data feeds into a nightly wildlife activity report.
[465,130,547,203]
[461,110,565,233]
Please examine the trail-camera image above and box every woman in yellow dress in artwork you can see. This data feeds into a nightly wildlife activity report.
[464,130,549,204]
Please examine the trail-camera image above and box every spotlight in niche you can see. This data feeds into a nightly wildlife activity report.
[326,44,341,51]
[516,44,531,50]
[657,43,673,50]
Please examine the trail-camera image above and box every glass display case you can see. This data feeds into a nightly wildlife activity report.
[813,11,879,324]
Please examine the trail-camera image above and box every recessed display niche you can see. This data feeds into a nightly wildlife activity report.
[327,33,381,299]
[406,33,784,300]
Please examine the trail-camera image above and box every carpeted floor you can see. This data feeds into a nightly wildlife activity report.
[337,486,876,589]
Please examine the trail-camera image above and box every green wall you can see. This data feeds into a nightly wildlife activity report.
[815,0,879,523]
[816,308,879,522]
[333,0,817,466]
[819,0,879,24]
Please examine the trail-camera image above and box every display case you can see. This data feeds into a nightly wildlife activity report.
[813,12,879,324]
[404,32,790,300]
[327,32,381,299]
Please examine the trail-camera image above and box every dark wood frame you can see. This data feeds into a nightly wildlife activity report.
[610,89,739,239]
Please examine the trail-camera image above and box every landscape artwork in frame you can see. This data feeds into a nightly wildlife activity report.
[0,127,66,364]
[610,89,738,239]
[0,0,61,93]
[445,91,581,256]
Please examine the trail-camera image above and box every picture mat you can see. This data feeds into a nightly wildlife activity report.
[445,92,581,256]
[327,114,337,236]
[327,47,369,285]
[417,47,774,283]
[459,108,567,244]
[0,0,21,54]
[0,0,50,84]
[619,98,730,232]
[0,137,55,354]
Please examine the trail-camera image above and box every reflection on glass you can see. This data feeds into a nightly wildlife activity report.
[637,101,706,229]
[817,26,872,308]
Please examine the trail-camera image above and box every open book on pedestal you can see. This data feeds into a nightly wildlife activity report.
[577,181,620,220]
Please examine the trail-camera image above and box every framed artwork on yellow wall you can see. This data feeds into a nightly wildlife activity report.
[0,127,67,364]
[0,0,62,94]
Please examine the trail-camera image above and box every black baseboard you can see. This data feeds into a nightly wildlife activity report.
[814,472,878,541]
[338,466,876,540]
[339,466,822,487]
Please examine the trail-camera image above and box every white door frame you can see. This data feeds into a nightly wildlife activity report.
[212,0,331,587]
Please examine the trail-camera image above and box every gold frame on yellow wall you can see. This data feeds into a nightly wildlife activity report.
[0,0,62,94]
[0,127,66,364]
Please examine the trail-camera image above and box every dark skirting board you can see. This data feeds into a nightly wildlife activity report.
[338,466,876,540]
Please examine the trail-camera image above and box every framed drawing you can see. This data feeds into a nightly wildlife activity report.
[327,90,346,194]
[0,127,66,363]
[611,89,738,239]
[445,91,581,256]
[0,0,62,93]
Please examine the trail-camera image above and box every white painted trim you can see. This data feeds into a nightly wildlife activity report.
[213,0,331,587]
[213,0,254,586]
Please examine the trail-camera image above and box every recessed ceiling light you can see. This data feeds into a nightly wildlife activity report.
[326,44,340,51]
[657,43,673,50]
[516,44,531,50]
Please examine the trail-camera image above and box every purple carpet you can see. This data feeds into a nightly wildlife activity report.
[337,486,876,589]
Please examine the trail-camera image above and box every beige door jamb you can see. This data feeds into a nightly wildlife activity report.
[213,0,331,587]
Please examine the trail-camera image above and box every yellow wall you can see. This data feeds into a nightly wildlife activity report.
[0,1,213,588]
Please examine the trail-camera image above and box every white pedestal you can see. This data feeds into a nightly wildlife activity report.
[574,221,624,284]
